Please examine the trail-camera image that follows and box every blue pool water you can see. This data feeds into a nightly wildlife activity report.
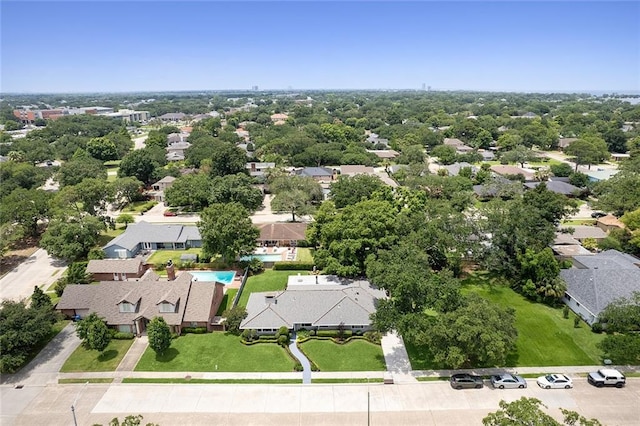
[239,254,284,262]
[189,271,236,285]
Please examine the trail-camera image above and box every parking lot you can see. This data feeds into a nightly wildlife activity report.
[4,378,638,425]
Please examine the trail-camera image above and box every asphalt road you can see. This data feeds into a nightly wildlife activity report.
[0,248,66,303]
[3,378,638,426]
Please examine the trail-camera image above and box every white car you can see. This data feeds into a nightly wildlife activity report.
[537,374,573,389]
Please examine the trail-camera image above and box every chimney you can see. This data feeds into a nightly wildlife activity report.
[251,162,256,171]
[166,259,176,281]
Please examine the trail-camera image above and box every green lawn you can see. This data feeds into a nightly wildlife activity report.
[300,339,386,371]
[60,339,134,372]
[216,289,238,315]
[96,228,125,247]
[295,248,314,263]
[236,270,294,308]
[134,332,295,372]
[463,282,604,367]
[123,378,301,384]
[146,248,202,266]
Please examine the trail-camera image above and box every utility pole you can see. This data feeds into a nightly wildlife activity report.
[71,381,88,426]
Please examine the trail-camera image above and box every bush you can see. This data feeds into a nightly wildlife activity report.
[241,329,258,342]
[591,322,603,334]
[54,279,67,297]
[294,362,303,371]
[182,327,207,334]
[277,334,289,346]
[310,329,316,336]
[364,331,382,344]
[154,263,166,272]
[273,262,315,271]
[297,329,310,339]
[317,330,353,338]
[258,334,277,340]
[560,260,573,269]
[113,332,135,340]
[276,326,290,339]
[563,305,570,319]
[170,333,179,339]
[574,316,581,328]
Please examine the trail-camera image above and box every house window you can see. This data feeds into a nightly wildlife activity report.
[159,302,175,313]
[119,302,135,313]
[118,325,132,333]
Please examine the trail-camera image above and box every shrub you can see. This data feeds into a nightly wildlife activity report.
[241,329,258,342]
[276,326,290,339]
[591,322,603,334]
[259,334,277,340]
[273,262,315,271]
[154,263,166,272]
[294,362,303,371]
[563,305,570,319]
[560,260,573,269]
[277,334,289,347]
[297,329,310,339]
[317,330,353,338]
[310,329,316,336]
[113,332,135,340]
[182,327,207,334]
[170,333,179,339]
[574,316,581,328]
[364,331,382,344]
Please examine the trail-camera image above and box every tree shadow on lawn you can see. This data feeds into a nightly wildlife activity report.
[97,349,118,362]
[154,347,179,363]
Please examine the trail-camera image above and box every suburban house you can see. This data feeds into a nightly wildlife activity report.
[560,250,640,325]
[558,225,608,243]
[103,221,201,258]
[551,232,592,260]
[524,180,580,196]
[240,275,386,334]
[246,162,276,178]
[596,215,626,233]
[585,169,619,183]
[490,165,536,181]
[149,176,176,203]
[159,112,187,122]
[166,141,191,162]
[366,149,400,159]
[296,167,335,183]
[558,138,578,151]
[56,271,225,334]
[339,165,375,176]
[441,162,477,177]
[270,113,289,125]
[86,258,148,281]
[257,223,308,247]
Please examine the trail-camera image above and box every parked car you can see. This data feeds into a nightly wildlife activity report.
[537,374,573,389]
[163,210,177,216]
[490,373,527,389]
[450,373,484,389]
[591,211,607,218]
[587,368,626,388]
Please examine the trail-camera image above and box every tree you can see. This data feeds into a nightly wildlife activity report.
[209,173,263,212]
[517,248,566,303]
[209,142,248,177]
[76,312,111,353]
[30,286,52,311]
[222,306,247,335]
[112,177,144,207]
[592,160,640,216]
[431,144,457,165]
[54,261,90,296]
[565,137,609,171]
[164,173,211,211]
[0,300,57,373]
[40,216,105,262]
[58,150,107,187]
[198,202,259,263]
[500,145,539,168]
[116,214,135,228]
[483,397,602,426]
[107,414,159,426]
[597,291,640,333]
[0,188,52,237]
[413,294,517,369]
[118,149,160,184]
[550,162,574,177]
[147,317,172,356]
[53,178,114,216]
[270,175,323,221]
[329,174,385,208]
[86,136,118,161]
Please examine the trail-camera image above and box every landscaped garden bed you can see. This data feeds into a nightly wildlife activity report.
[134,332,295,372]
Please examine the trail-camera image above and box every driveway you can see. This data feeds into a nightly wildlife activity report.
[0,249,66,303]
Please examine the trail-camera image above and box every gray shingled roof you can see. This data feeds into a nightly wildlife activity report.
[559,225,607,241]
[86,259,143,274]
[104,222,201,251]
[298,167,333,177]
[524,181,580,195]
[240,277,386,330]
[56,272,219,326]
[560,250,640,317]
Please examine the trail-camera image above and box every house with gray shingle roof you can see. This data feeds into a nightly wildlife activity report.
[560,250,640,325]
[56,271,225,334]
[240,275,386,334]
[524,180,580,196]
[103,221,201,259]
[86,258,147,281]
[296,167,335,182]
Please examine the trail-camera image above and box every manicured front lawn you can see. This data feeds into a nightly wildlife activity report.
[300,339,386,371]
[295,248,314,263]
[96,227,125,247]
[465,284,604,366]
[146,248,202,266]
[134,332,295,372]
[236,269,293,307]
[216,288,238,315]
[60,339,134,372]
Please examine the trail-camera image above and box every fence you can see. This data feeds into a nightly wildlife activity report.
[231,267,250,308]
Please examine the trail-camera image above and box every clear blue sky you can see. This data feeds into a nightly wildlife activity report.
[2,1,639,93]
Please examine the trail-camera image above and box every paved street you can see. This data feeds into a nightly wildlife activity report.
[4,378,638,425]
[0,248,66,303]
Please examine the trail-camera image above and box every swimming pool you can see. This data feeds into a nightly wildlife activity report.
[239,254,284,262]
[188,271,236,285]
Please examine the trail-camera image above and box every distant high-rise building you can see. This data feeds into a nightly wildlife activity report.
[428,86,432,92]
[251,85,259,91]
[422,83,426,91]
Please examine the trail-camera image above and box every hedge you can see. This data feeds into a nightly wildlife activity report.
[182,327,207,334]
[316,330,353,338]
[113,332,134,340]
[273,262,315,271]
[241,338,278,345]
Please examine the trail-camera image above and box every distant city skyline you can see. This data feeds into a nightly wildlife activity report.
[2,1,639,94]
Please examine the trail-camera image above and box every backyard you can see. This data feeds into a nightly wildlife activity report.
[406,274,605,370]
[60,339,134,372]
[146,248,203,266]
[216,288,238,315]
[300,339,386,371]
[134,332,295,372]
[236,269,296,307]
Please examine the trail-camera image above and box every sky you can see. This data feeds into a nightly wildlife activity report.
[1,1,639,93]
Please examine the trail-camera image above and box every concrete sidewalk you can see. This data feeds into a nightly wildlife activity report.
[381,331,417,383]
[115,336,148,374]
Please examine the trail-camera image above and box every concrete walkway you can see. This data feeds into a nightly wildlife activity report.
[0,248,66,303]
[288,334,311,384]
[381,331,417,383]
[115,336,148,376]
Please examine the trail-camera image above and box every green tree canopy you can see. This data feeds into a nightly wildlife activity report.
[76,312,111,353]
[147,317,172,355]
[198,202,259,263]
[270,175,323,221]
[483,397,602,426]
[329,174,385,209]
[40,216,105,262]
